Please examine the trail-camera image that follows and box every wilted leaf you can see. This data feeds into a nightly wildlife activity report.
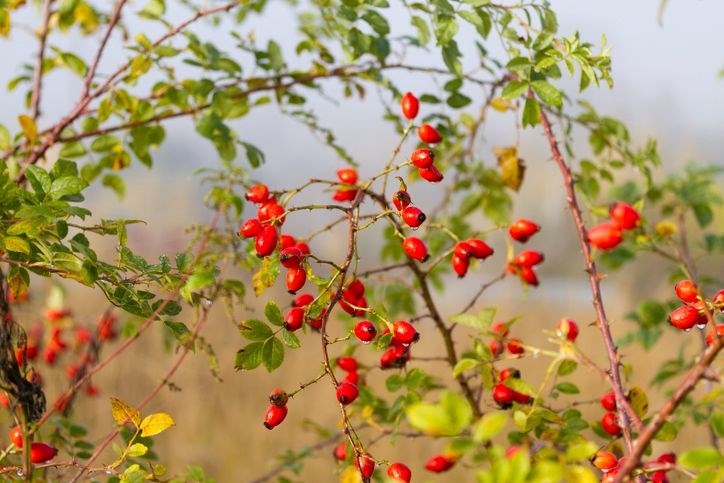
[110,397,140,428]
[493,146,526,191]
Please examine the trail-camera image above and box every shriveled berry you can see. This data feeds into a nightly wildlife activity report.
[509,219,540,243]
[354,321,377,343]
[387,462,412,482]
[452,253,469,278]
[336,382,359,405]
[264,404,288,430]
[402,205,426,228]
[393,190,412,211]
[392,320,419,344]
[239,218,262,238]
[674,279,698,304]
[418,165,444,182]
[587,221,623,250]
[493,383,514,408]
[337,168,358,185]
[668,305,700,330]
[293,293,314,308]
[269,388,289,407]
[356,452,376,478]
[418,124,442,144]
[284,307,305,331]
[507,337,524,355]
[465,238,494,259]
[255,225,278,257]
[601,412,622,436]
[600,391,617,411]
[593,451,619,471]
[610,202,640,230]
[286,267,307,294]
[556,318,579,342]
[401,92,419,120]
[425,455,456,473]
[337,357,358,372]
[280,246,303,268]
[403,236,429,262]
[515,249,544,267]
[410,148,434,168]
[245,183,270,204]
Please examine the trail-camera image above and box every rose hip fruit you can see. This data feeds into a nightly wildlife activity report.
[452,253,470,277]
[600,391,617,411]
[509,218,540,243]
[264,404,288,430]
[493,383,514,408]
[286,267,307,294]
[336,382,359,405]
[387,462,412,482]
[402,206,426,228]
[239,218,262,238]
[507,337,524,355]
[425,455,456,473]
[609,202,640,230]
[9,426,22,448]
[418,124,442,144]
[593,451,618,471]
[668,305,700,330]
[410,148,434,168]
[279,246,303,268]
[556,318,579,342]
[337,167,358,185]
[674,279,698,304]
[601,412,622,436]
[356,452,376,478]
[587,221,623,250]
[354,321,377,343]
[337,356,358,372]
[245,183,270,204]
[465,238,494,259]
[418,164,444,182]
[392,190,412,211]
[401,92,419,120]
[403,236,429,262]
[392,320,419,344]
[255,225,278,257]
[284,307,305,332]
[515,249,544,267]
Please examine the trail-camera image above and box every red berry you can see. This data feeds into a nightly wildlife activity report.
[280,246,303,268]
[657,452,676,465]
[515,249,544,267]
[593,451,618,471]
[286,267,307,294]
[493,383,514,408]
[706,324,724,346]
[264,404,288,430]
[387,462,412,482]
[44,348,57,365]
[509,219,540,243]
[337,168,358,185]
[333,442,347,461]
[674,279,698,303]
[601,468,621,483]
[343,371,360,386]
[255,225,278,257]
[239,218,262,238]
[392,320,419,344]
[507,337,524,355]
[465,238,494,259]
[418,165,444,182]
[452,253,469,278]
[356,452,375,478]
[600,391,617,411]
[418,123,442,144]
[402,205,426,228]
[587,221,623,250]
[512,390,532,404]
[295,241,311,255]
[519,267,539,286]
[336,382,359,405]
[279,234,296,249]
[489,338,504,358]
[307,308,326,330]
[9,426,22,448]
[347,279,366,298]
[410,148,434,168]
[284,307,305,332]
[491,322,510,338]
[337,357,358,372]
[651,471,669,483]
[380,346,410,369]
[713,289,724,308]
[333,188,359,202]
[556,318,579,342]
[425,455,456,473]
[392,190,412,211]
[454,241,473,258]
[610,202,640,230]
[668,305,700,330]
[245,183,270,204]
[401,92,419,120]
[257,200,285,225]
[403,236,429,262]
[45,307,71,321]
[601,412,622,436]
[30,442,57,464]
[354,321,377,342]
[269,388,289,407]
[499,368,521,381]
[292,293,314,308]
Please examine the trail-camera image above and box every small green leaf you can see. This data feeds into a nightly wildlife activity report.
[554,382,579,394]
[49,176,87,200]
[522,97,541,127]
[565,441,597,462]
[264,301,284,327]
[679,447,723,469]
[557,360,578,376]
[501,80,528,100]
[473,411,508,443]
[127,443,148,457]
[240,319,273,341]
[453,358,480,378]
[531,80,562,107]
[235,342,264,371]
[280,329,300,348]
[654,421,678,442]
[261,337,284,372]
[450,307,496,331]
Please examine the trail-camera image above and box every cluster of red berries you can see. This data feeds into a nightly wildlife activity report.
[8,426,58,464]
[332,168,359,202]
[506,219,544,286]
[452,238,494,278]
[668,279,724,333]
[336,356,361,388]
[587,202,640,250]
[488,322,524,359]
[402,92,444,183]
[492,367,532,409]
[595,450,675,483]
[263,388,289,430]
[392,180,427,230]
[337,279,368,317]
[380,320,418,369]
[598,390,622,437]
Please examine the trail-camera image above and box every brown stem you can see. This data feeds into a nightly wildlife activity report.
[29,0,54,120]
[80,0,128,99]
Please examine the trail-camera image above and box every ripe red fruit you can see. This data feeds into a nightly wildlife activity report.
[280,247,303,268]
[269,388,289,407]
[333,441,347,461]
[587,221,623,250]
[255,225,278,257]
[347,279,365,298]
[354,321,377,343]
[343,371,359,386]
[402,206,426,228]
[425,455,456,473]
[392,190,412,211]
[337,357,358,372]
[556,318,579,342]
[380,346,410,369]
[295,241,311,255]
[9,426,22,448]
[410,148,434,168]
[401,92,419,120]
[418,123,442,144]
[293,293,314,308]
[657,452,676,465]
[418,165,444,182]
[246,183,270,204]
[509,219,540,243]
[264,404,288,430]
[45,307,71,321]
[336,382,359,405]
[491,322,510,338]
[593,451,619,471]
[609,202,640,230]
[507,337,525,355]
[601,468,621,483]
[356,452,375,478]
[713,289,724,309]
[333,188,359,202]
[519,266,539,286]
[387,462,412,482]
[674,279,698,303]
[512,390,532,404]
[706,324,724,345]
[499,368,521,381]
[454,241,473,258]
[493,383,514,408]
[515,249,544,267]
[601,412,622,436]
[257,200,285,225]
[239,218,262,238]
[668,305,700,330]
[392,320,419,344]
[279,234,296,249]
[284,307,305,332]
[286,267,307,294]
[402,236,429,262]
[44,348,57,365]
[651,471,669,483]
[452,253,469,277]
[465,238,494,259]
[600,391,616,411]
[489,339,503,358]
[30,442,58,463]
[337,167,358,185]
[307,308,326,330]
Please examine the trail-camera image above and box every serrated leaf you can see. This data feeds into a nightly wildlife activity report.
[49,176,87,200]
[264,301,284,326]
[262,337,284,372]
[280,329,300,348]
[450,307,496,331]
[531,80,562,107]
[110,397,140,428]
[140,412,175,437]
[235,342,264,371]
[3,236,30,255]
[127,443,148,457]
[473,411,508,443]
[240,319,273,341]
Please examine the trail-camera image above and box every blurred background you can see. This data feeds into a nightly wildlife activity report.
[1,1,723,481]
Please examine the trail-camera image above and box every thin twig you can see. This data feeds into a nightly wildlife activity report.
[29,0,54,120]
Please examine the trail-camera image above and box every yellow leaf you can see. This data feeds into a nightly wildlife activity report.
[0,9,10,37]
[490,97,510,112]
[339,465,362,483]
[493,146,526,191]
[110,397,140,428]
[18,115,37,143]
[565,465,598,483]
[139,412,175,437]
[628,386,649,419]
[655,220,677,237]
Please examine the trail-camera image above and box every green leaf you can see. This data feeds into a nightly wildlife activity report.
[127,443,148,458]
[49,176,87,200]
[267,40,284,71]
[102,174,126,198]
[628,386,649,419]
[554,382,579,394]
[557,360,578,376]
[240,319,273,341]
[235,342,264,371]
[450,307,496,331]
[679,447,723,469]
[280,329,300,348]
[712,412,724,438]
[3,236,30,255]
[180,267,216,301]
[406,391,472,436]
[58,51,88,77]
[565,441,597,462]
[261,337,284,372]
[139,0,165,19]
[139,412,175,437]
[410,16,430,45]
[522,97,541,128]
[531,80,562,107]
[654,421,678,442]
[453,358,480,378]
[501,80,528,100]
[362,10,390,36]
[264,301,284,327]
[473,411,508,443]
[163,321,192,346]
[240,141,265,168]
